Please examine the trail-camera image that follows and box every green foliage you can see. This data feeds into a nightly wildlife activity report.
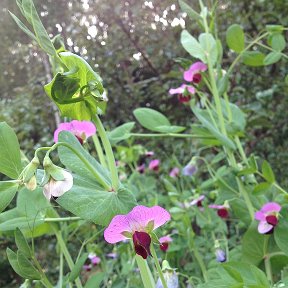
[108,122,135,145]
[226,24,245,53]
[0,181,19,213]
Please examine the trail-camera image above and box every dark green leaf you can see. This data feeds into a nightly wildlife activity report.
[0,122,23,179]
[17,251,41,280]
[261,160,275,183]
[274,209,288,255]
[15,228,31,258]
[0,181,18,213]
[69,253,89,281]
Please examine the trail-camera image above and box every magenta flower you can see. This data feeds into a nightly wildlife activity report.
[169,84,195,103]
[104,205,171,259]
[136,163,146,174]
[149,159,160,172]
[54,120,96,143]
[145,151,155,157]
[190,195,205,211]
[88,253,101,266]
[183,61,207,84]
[209,204,230,219]
[254,202,281,234]
[169,167,180,178]
[159,235,173,252]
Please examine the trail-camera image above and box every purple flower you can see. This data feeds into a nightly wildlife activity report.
[190,195,205,211]
[88,253,101,266]
[209,204,230,219]
[104,205,171,259]
[54,120,96,143]
[83,264,91,271]
[254,202,281,234]
[136,163,146,174]
[215,249,226,263]
[169,84,195,103]
[145,151,154,157]
[149,159,160,172]
[106,252,118,259]
[169,167,180,178]
[159,235,173,252]
[183,61,207,84]
[182,163,197,176]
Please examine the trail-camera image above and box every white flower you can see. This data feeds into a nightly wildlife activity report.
[43,170,73,200]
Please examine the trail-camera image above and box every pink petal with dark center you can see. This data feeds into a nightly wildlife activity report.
[254,211,266,221]
[266,215,278,226]
[183,62,207,82]
[133,231,151,259]
[159,235,173,244]
[160,242,169,252]
[169,86,185,95]
[261,202,281,213]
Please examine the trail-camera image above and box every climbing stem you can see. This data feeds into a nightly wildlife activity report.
[264,236,273,284]
[92,114,119,191]
[135,254,155,288]
[150,244,168,288]
[92,134,107,168]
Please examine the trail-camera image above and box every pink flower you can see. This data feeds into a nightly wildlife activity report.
[183,61,207,84]
[145,151,154,157]
[190,195,205,211]
[169,167,180,178]
[169,84,195,103]
[255,202,281,234]
[54,120,96,143]
[159,235,173,252]
[136,163,146,174]
[88,253,101,266]
[104,205,171,259]
[209,204,230,219]
[149,159,160,172]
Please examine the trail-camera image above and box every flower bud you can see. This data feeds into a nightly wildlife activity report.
[20,156,40,190]
[156,260,179,288]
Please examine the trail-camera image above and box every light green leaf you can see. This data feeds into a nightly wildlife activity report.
[15,228,32,258]
[242,51,265,67]
[198,33,218,65]
[0,181,19,213]
[271,33,286,51]
[180,30,206,62]
[252,182,271,195]
[57,175,136,226]
[274,208,288,255]
[178,0,201,21]
[0,122,23,179]
[84,272,105,288]
[17,251,41,280]
[261,160,275,183]
[226,24,245,53]
[153,125,186,133]
[264,51,282,65]
[108,122,135,145]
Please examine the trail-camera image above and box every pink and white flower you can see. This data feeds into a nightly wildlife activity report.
[169,167,180,178]
[54,120,96,143]
[159,235,173,252]
[209,204,230,219]
[149,159,160,172]
[190,195,205,211]
[254,202,281,234]
[183,61,207,84]
[104,205,171,259]
[169,84,195,103]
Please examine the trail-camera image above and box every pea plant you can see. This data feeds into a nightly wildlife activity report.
[1,0,287,287]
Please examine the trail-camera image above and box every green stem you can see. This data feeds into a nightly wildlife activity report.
[130,133,214,139]
[48,142,111,191]
[264,236,273,285]
[44,217,81,222]
[32,256,54,288]
[193,248,208,282]
[92,134,107,168]
[135,255,155,288]
[93,114,119,191]
[150,244,168,288]
[55,230,83,288]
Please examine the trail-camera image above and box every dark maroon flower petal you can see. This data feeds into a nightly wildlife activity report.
[192,73,202,84]
[133,231,151,259]
[266,215,278,226]
[75,135,84,145]
[217,208,229,219]
[160,242,169,252]
[197,200,203,208]
[178,94,191,103]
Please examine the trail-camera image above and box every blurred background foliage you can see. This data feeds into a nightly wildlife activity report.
[0,0,287,188]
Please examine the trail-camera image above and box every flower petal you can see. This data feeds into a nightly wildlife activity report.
[254,211,266,221]
[54,122,73,142]
[70,120,96,138]
[127,205,171,230]
[169,87,185,95]
[261,202,281,213]
[133,231,151,259]
[258,221,274,234]
[159,235,173,243]
[104,214,131,244]
[183,62,207,82]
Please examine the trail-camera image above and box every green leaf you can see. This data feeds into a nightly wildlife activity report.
[252,182,271,195]
[261,160,275,183]
[153,125,186,133]
[180,30,206,62]
[57,175,136,226]
[17,251,41,280]
[69,253,89,281]
[0,181,19,213]
[263,51,282,65]
[198,33,218,65]
[178,0,201,21]
[9,11,37,41]
[274,209,288,255]
[44,52,104,120]
[0,217,44,231]
[15,228,31,258]
[84,272,105,288]
[133,108,170,132]
[0,122,23,179]
[192,107,236,150]
[242,51,265,67]
[58,131,111,187]
[271,33,286,51]
[266,25,284,33]
[226,24,245,53]
[242,222,265,265]
[108,122,135,145]
[7,248,27,279]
